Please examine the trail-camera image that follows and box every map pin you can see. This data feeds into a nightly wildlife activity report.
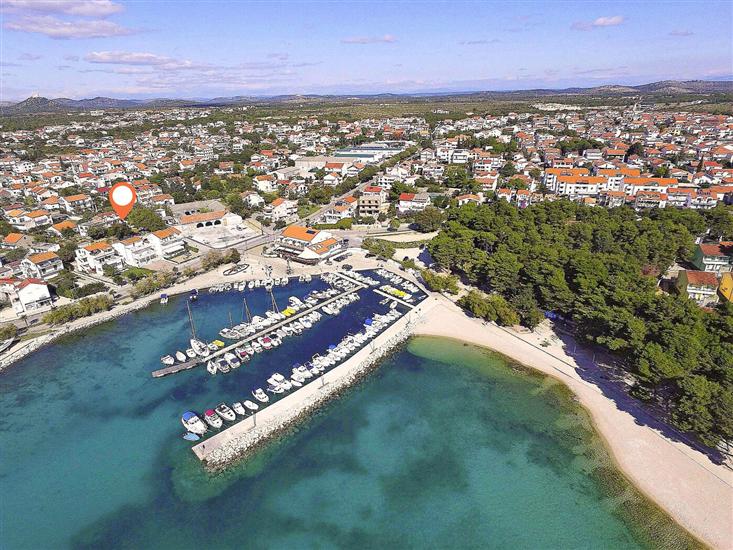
[109,182,137,220]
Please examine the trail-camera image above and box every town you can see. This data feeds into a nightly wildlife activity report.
[1,101,732,333]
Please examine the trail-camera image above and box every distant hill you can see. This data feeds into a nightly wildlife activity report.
[2,80,731,115]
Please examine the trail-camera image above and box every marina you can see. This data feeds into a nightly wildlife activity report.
[150,272,367,378]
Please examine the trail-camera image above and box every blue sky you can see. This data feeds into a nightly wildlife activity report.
[1,0,731,100]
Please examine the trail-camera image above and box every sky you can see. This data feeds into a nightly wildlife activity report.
[0,0,731,100]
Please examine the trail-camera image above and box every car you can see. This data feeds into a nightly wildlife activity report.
[365,253,375,258]
[342,264,353,271]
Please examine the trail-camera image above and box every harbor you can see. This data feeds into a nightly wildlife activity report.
[192,292,427,468]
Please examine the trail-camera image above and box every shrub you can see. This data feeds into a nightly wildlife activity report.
[421,269,459,294]
[42,295,114,325]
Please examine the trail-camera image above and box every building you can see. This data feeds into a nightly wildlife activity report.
[112,236,158,268]
[271,225,346,264]
[263,198,298,222]
[0,278,53,315]
[75,241,124,275]
[20,251,64,279]
[148,227,185,259]
[397,192,431,214]
[677,270,719,306]
[692,242,733,273]
[719,272,733,302]
[358,186,387,217]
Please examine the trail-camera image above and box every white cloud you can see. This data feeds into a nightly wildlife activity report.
[5,15,134,38]
[2,0,123,17]
[571,15,625,31]
[84,51,206,71]
[669,29,694,37]
[18,52,42,60]
[459,39,500,45]
[341,34,397,44]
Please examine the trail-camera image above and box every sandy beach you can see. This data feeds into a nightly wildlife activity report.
[414,295,733,550]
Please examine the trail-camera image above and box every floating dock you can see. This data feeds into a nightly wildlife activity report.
[151,359,199,378]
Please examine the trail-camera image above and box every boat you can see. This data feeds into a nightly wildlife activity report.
[216,358,230,374]
[160,354,175,366]
[185,348,197,358]
[175,351,187,362]
[206,360,217,375]
[181,411,208,435]
[0,337,16,355]
[190,339,210,357]
[189,289,199,301]
[243,400,259,411]
[204,409,223,429]
[215,402,236,422]
[232,402,246,416]
[252,388,269,403]
[207,342,219,352]
[183,432,200,441]
[160,293,169,305]
[224,352,241,369]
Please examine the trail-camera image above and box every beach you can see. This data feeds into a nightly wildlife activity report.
[414,295,733,550]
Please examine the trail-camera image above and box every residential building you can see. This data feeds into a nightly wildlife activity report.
[112,236,158,267]
[75,241,124,275]
[0,278,53,315]
[677,270,719,306]
[692,242,733,273]
[148,227,185,259]
[20,251,64,279]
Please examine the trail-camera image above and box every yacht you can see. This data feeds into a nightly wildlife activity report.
[252,388,269,403]
[181,411,208,435]
[248,280,255,289]
[189,289,199,301]
[220,327,241,339]
[266,383,284,394]
[243,400,259,411]
[232,402,246,416]
[206,360,217,375]
[185,348,197,358]
[224,352,241,369]
[160,354,175,366]
[234,347,249,361]
[252,340,263,353]
[216,357,230,374]
[204,409,223,429]
[207,342,219,352]
[215,402,236,422]
[160,293,169,305]
[190,339,210,357]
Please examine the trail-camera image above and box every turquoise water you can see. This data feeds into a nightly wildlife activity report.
[0,279,694,549]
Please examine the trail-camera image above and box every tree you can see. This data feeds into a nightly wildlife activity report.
[412,206,444,232]
[361,238,396,260]
[389,218,401,230]
[499,161,517,178]
[626,142,644,158]
[0,323,18,340]
[126,206,166,232]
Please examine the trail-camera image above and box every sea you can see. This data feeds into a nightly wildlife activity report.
[0,273,697,549]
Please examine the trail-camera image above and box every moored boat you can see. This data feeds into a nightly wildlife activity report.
[181,411,208,435]
[204,409,223,429]
[232,402,246,416]
[160,354,175,366]
[215,402,236,422]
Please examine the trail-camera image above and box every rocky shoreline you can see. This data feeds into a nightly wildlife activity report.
[201,320,417,473]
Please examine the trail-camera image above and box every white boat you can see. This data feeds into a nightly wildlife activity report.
[186,348,197,358]
[252,388,269,403]
[204,409,223,429]
[181,411,208,435]
[224,352,241,369]
[207,342,218,352]
[290,377,303,387]
[232,402,246,416]
[175,351,187,362]
[190,339,210,357]
[215,402,236,422]
[220,327,241,339]
[243,400,259,411]
[206,360,217,375]
[254,279,261,288]
[216,357,230,374]
[160,294,169,305]
[160,354,175,366]
[248,281,255,289]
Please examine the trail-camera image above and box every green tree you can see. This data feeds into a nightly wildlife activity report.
[412,206,444,232]
[126,205,166,232]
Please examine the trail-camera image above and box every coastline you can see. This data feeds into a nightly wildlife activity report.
[413,295,732,550]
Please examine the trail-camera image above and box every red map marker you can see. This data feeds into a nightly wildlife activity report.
[109,182,137,220]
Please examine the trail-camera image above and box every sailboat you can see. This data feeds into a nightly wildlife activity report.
[187,301,209,357]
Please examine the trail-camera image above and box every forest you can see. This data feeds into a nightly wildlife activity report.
[427,200,733,451]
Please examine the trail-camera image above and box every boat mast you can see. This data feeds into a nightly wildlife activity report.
[228,310,234,328]
[269,287,279,314]
[242,296,252,323]
[187,300,197,339]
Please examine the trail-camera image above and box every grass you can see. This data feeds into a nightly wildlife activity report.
[297,204,320,218]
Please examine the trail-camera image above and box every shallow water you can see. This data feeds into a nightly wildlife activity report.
[0,278,695,549]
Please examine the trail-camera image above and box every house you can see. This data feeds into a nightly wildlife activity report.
[397,192,431,214]
[2,233,32,249]
[253,174,277,193]
[20,251,64,279]
[75,241,124,275]
[677,270,719,306]
[263,198,298,222]
[692,242,733,273]
[0,278,53,315]
[112,236,158,268]
[241,191,265,208]
[456,194,482,206]
[271,225,346,264]
[148,227,185,259]
[60,193,93,213]
[48,220,78,237]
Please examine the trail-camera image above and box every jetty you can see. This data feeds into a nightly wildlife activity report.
[151,272,367,377]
